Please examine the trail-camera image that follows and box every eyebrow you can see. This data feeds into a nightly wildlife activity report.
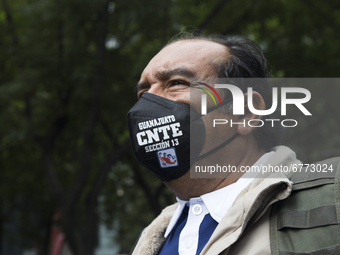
[155,67,196,80]
[134,67,196,95]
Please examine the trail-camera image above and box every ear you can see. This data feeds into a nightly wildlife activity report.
[237,91,265,136]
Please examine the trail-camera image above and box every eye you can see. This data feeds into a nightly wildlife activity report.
[169,80,189,87]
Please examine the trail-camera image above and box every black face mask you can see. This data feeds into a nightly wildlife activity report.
[127,92,238,182]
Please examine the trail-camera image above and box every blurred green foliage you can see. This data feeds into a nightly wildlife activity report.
[1,0,340,254]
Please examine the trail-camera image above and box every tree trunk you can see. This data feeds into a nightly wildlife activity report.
[59,2,110,254]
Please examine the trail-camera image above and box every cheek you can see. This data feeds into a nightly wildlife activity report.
[168,90,191,105]
[178,93,190,105]
[199,110,237,155]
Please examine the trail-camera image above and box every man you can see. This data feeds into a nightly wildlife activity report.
[127,34,340,255]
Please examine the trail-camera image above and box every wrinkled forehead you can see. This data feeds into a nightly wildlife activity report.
[143,39,229,76]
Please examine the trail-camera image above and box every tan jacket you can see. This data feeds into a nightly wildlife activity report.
[132,146,300,255]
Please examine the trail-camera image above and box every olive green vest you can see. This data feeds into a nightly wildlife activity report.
[270,157,340,255]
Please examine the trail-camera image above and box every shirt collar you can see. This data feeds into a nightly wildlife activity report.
[164,151,275,238]
[164,198,188,238]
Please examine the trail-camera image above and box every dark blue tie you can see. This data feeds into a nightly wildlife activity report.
[159,205,218,255]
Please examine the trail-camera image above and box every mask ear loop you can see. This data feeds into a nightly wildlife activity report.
[190,85,239,162]
[192,133,239,162]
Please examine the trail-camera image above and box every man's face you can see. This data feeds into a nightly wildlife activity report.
[135,39,229,104]
[135,39,236,157]
[130,39,265,198]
